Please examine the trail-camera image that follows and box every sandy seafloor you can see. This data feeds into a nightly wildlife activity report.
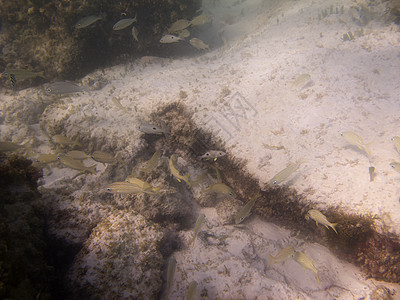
[1,0,400,299]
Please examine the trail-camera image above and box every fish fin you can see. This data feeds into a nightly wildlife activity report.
[176,178,182,183]
[331,223,338,234]
[38,71,45,78]
[315,220,319,227]
[268,255,275,267]
[88,165,97,175]
[184,174,192,187]
[214,157,217,161]
[363,145,371,156]
[316,273,321,285]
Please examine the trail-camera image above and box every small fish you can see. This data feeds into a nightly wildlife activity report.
[64,150,90,160]
[160,34,183,43]
[369,166,375,182]
[199,150,226,161]
[166,256,177,297]
[105,181,156,195]
[139,150,162,175]
[125,176,161,195]
[307,209,338,234]
[3,69,45,81]
[46,82,84,95]
[341,131,371,156]
[112,97,129,113]
[291,73,312,89]
[169,155,192,187]
[58,156,96,174]
[9,73,16,88]
[189,38,209,50]
[91,151,121,164]
[390,161,400,173]
[191,214,205,247]
[51,135,81,147]
[391,136,400,154]
[0,141,28,152]
[168,19,191,33]
[202,183,235,197]
[190,14,212,26]
[113,16,137,31]
[234,193,260,224]
[178,29,190,38]
[186,281,198,300]
[268,246,295,267]
[74,15,102,29]
[35,153,58,164]
[268,161,306,185]
[138,123,169,135]
[293,251,320,285]
[131,26,139,41]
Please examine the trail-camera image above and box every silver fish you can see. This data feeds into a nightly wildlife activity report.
[190,14,212,26]
[105,181,156,195]
[186,281,198,300]
[160,34,183,43]
[64,150,91,160]
[191,214,205,247]
[131,26,139,41]
[199,150,226,161]
[189,38,209,50]
[75,15,102,29]
[268,246,295,267]
[268,161,306,185]
[58,156,96,174]
[138,123,169,135]
[139,150,162,175]
[235,193,260,224]
[3,69,45,81]
[202,183,235,197]
[293,251,320,285]
[46,82,83,94]
[390,161,400,173]
[51,135,81,147]
[0,141,28,152]
[91,151,121,164]
[307,209,338,234]
[391,136,400,154]
[168,19,191,33]
[166,256,177,296]
[341,131,371,156]
[113,16,136,31]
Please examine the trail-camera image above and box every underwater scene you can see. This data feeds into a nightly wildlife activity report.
[0,0,400,299]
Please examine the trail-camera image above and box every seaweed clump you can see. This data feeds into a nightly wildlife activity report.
[152,101,400,284]
[0,154,51,298]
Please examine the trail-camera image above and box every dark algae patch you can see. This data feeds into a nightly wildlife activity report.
[0,155,51,299]
[154,101,400,284]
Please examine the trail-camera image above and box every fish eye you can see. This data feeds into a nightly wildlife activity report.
[206,153,209,156]
[273,181,277,185]
[46,87,52,92]
[106,188,111,191]
[57,156,61,160]
[152,127,157,130]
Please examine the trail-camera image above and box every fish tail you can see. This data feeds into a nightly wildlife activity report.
[73,137,82,148]
[268,255,275,267]
[87,165,97,175]
[330,223,338,234]
[363,145,371,156]
[38,71,45,78]
[184,174,192,187]
[316,273,321,285]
